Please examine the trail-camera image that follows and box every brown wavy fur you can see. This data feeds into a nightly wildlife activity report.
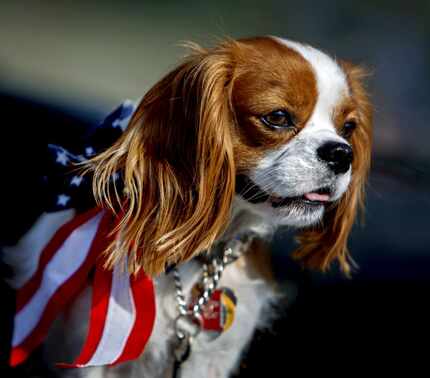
[86,43,236,275]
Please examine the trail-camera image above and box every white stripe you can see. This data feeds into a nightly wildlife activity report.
[3,210,76,289]
[84,262,136,366]
[275,37,349,133]
[12,212,103,347]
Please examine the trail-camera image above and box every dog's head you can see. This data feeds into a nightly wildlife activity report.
[88,36,372,275]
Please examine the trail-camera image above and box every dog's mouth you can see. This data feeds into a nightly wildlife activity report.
[236,175,332,209]
[269,187,331,208]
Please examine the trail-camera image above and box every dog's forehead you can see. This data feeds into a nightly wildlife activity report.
[274,37,350,128]
[233,37,349,122]
[232,37,317,117]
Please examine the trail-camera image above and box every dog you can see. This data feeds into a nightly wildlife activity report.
[3,36,372,378]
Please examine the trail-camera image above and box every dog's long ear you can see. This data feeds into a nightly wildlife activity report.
[87,44,236,275]
[292,63,373,275]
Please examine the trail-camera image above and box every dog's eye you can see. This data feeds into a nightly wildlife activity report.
[342,120,357,137]
[261,110,294,129]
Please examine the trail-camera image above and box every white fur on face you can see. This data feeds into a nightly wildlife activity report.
[243,38,352,227]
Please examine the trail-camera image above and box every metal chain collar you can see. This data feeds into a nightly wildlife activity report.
[171,232,256,339]
[173,247,232,319]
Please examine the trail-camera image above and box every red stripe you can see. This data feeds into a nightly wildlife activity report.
[16,207,102,312]
[62,209,119,368]
[62,262,114,367]
[10,210,112,367]
[111,271,156,365]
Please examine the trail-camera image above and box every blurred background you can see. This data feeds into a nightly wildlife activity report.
[1,0,429,376]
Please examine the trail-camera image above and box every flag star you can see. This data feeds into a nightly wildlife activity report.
[122,99,134,108]
[112,117,130,131]
[70,175,83,187]
[56,151,69,166]
[85,146,95,156]
[57,194,71,207]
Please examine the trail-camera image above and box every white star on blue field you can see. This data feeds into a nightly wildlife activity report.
[57,194,71,207]
[70,175,84,187]
[45,100,136,212]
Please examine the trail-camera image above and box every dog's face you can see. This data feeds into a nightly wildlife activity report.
[230,37,361,228]
[89,36,372,275]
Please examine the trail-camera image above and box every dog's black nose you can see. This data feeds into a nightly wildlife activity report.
[317,141,353,174]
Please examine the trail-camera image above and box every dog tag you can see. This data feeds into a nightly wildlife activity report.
[190,286,237,340]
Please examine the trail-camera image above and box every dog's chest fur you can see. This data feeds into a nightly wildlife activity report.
[142,258,277,378]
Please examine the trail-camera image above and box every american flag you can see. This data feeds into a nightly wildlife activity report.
[8,100,156,368]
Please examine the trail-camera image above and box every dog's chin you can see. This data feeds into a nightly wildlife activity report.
[272,198,326,226]
[236,195,326,228]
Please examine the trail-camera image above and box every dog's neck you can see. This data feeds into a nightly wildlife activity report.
[219,195,276,243]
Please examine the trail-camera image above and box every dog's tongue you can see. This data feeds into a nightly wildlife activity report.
[304,192,330,202]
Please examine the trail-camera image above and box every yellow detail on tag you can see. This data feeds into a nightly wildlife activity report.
[220,292,236,331]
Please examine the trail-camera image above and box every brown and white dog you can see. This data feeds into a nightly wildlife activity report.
[6,36,372,377]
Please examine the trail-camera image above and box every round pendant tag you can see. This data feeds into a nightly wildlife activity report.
[190,285,237,340]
